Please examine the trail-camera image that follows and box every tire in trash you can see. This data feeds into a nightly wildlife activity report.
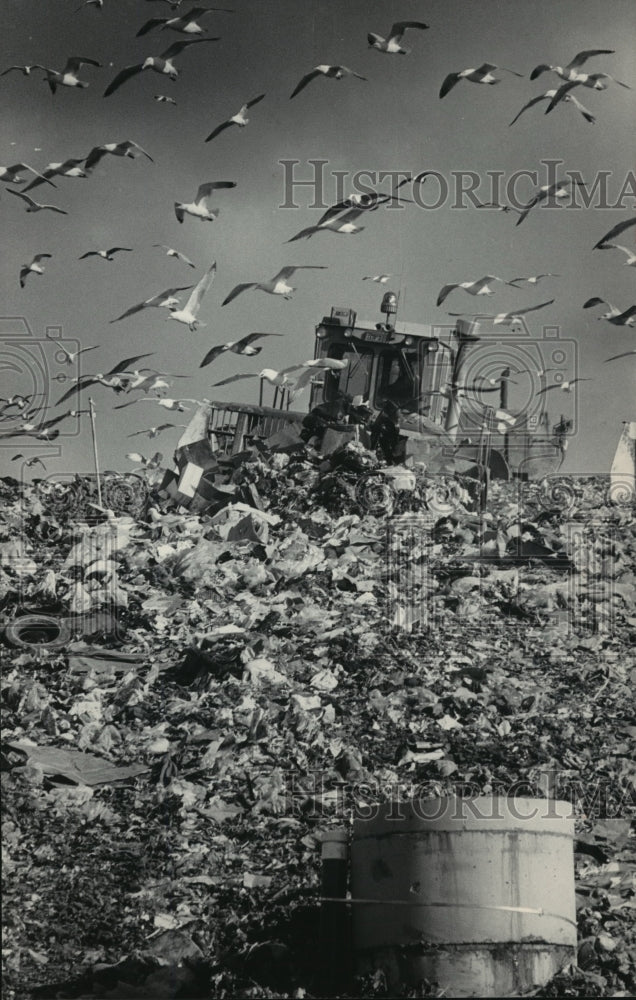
[4,614,72,649]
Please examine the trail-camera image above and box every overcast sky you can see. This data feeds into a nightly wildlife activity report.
[1,0,634,479]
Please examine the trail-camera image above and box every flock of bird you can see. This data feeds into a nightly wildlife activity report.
[2,6,635,472]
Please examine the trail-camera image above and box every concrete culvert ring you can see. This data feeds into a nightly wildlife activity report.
[4,614,72,649]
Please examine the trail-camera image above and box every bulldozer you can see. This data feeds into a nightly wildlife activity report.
[202,291,565,484]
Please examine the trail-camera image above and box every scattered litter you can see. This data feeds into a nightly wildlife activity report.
[6,741,149,786]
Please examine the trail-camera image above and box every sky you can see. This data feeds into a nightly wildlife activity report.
[1,0,634,481]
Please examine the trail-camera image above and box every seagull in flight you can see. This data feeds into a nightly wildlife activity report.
[428,377,515,398]
[205,93,265,142]
[212,359,346,392]
[34,57,101,93]
[211,369,320,392]
[593,217,636,249]
[367,21,428,54]
[8,190,67,214]
[211,372,258,387]
[199,332,283,368]
[12,426,61,442]
[436,275,513,306]
[0,162,57,186]
[363,274,392,283]
[144,0,198,6]
[290,65,366,99]
[287,208,365,242]
[509,87,596,125]
[45,334,98,364]
[537,377,592,395]
[0,393,44,417]
[602,244,636,267]
[472,371,518,387]
[20,254,52,288]
[56,354,154,406]
[85,140,153,172]
[22,158,88,192]
[104,39,218,96]
[440,63,522,98]
[395,170,439,190]
[79,247,133,261]
[0,406,84,439]
[168,261,216,330]
[512,366,564,377]
[459,381,517,394]
[448,299,555,325]
[507,273,561,287]
[122,368,190,394]
[222,265,327,305]
[267,358,348,396]
[1,65,40,77]
[11,455,47,469]
[75,0,104,11]
[543,79,604,115]
[604,350,636,363]
[174,180,236,222]
[137,5,232,35]
[126,451,163,468]
[153,244,195,267]
[473,198,522,216]
[584,297,636,326]
[530,49,629,88]
[516,178,585,226]
[16,409,90,435]
[316,191,411,228]
[154,94,177,103]
[114,396,199,411]
[127,423,186,438]
[110,285,193,323]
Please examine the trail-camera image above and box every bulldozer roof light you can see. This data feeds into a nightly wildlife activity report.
[380,291,398,315]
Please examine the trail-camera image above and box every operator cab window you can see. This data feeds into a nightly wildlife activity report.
[322,341,374,402]
[376,349,419,409]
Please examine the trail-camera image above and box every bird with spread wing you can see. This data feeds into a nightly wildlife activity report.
[367,21,428,54]
[199,332,283,368]
[104,39,218,96]
[290,65,366,99]
[205,94,265,142]
[222,265,327,305]
[55,354,154,406]
[110,285,193,323]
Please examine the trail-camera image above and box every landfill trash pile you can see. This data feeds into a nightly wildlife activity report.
[1,443,635,999]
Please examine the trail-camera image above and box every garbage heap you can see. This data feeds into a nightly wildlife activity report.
[1,443,635,999]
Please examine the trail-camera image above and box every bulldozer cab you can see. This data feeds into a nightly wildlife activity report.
[204,293,564,480]
[310,301,468,434]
